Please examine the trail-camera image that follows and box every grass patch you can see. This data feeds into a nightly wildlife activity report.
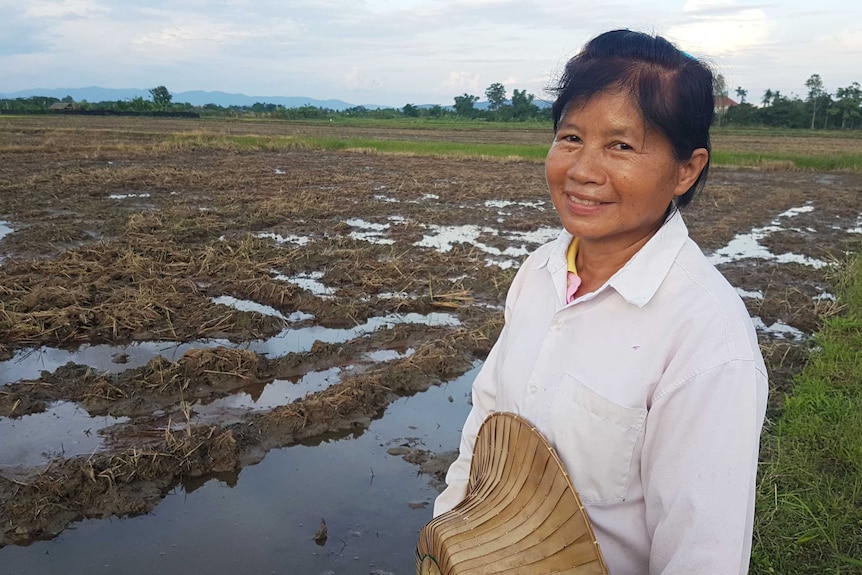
[751,252,862,574]
[161,128,862,171]
[712,150,862,172]
[164,131,550,160]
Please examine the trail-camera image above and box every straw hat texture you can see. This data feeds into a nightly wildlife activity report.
[416,411,609,575]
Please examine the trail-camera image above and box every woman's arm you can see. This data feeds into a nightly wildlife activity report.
[432,326,505,516]
[641,359,768,574]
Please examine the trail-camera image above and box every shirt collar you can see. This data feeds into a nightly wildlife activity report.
[530,211,690,308]
[608,211,689,307]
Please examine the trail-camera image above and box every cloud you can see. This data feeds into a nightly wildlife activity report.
[22,0,106,19]
[442,71,482,94]
[666,0,770,55]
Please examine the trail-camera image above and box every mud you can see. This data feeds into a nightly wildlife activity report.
[1,117,861,567]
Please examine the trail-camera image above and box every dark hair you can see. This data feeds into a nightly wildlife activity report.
[550,29,714,208]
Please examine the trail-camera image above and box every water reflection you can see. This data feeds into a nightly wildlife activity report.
[1,312,459,386]
[0,402,128,472]
[0,364,481,575]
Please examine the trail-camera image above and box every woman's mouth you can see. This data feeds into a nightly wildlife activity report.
[566,194,604,206]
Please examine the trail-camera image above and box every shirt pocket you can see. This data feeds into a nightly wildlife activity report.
[549,374,647,504]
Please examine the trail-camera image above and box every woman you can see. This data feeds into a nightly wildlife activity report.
[433,30,768,574]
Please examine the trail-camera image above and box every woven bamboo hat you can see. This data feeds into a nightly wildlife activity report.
[416,411,608,575]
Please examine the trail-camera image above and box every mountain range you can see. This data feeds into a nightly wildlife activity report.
[0,87,387,110]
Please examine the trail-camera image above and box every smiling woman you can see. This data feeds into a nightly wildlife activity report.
[428,29,768,575]
[546,91,708,295]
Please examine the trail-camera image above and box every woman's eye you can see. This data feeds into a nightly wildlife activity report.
[563,135,581,143]
[613,142,633,150]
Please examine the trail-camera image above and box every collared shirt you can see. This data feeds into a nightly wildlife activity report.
[434,212,768,575]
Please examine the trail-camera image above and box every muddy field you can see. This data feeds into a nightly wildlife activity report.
[1,116,861,574]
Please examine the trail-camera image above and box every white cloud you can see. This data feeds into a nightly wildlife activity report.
[443,71,481,94]
[667,0,770,55]
[22,0,106,19]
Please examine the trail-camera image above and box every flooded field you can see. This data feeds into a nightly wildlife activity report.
[1,116,861,574]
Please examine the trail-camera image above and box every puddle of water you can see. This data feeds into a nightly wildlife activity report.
[0,402,128,471]
[415,224,562,269]
[273,270,335,298]
[0,220,13,242]
[776,205,815,218]
[242,313,459,360]
[108,193,151,200]
[255,231,311,246]
[210,295,296,322]
[414,224,492,252]
[362,348,414,362]
[709,204,829,268]
[1,313,459,386]
[484,199,547,211]
[274,168,285,174]
[751,316,806,341]
[0,220,12,265]
[736,287,764,300]
[813,292,836,302]
[374,194,399,203]
[0,364,481,574]
[709,226,828,268]
[343,218,395,245]
[192,367,344,420]
[506,226,560,245]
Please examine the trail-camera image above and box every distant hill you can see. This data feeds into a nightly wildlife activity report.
[0,86,552,111]
[0,87,378,111]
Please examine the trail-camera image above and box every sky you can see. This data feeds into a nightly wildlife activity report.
[1,0,859,107]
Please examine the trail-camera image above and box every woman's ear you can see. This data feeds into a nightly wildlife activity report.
[674,148,709,196]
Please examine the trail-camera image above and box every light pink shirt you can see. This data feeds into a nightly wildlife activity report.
[434,212,768,574]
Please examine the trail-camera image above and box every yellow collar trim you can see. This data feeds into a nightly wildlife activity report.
[566,237,579,275]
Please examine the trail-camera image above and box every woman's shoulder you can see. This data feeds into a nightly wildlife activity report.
[662,239,761,359]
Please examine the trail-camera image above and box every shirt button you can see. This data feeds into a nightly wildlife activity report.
[551,322,562,333]
[529,384,538,393]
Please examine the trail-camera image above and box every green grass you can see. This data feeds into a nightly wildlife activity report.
[165,132,550,160]
[751,253,862,574]
[164,127,862,172]
[711,150,862,172]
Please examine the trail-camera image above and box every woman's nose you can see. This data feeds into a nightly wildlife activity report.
[566,147,603,184]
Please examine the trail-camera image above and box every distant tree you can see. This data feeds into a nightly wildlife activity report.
[805,73,826,129]
[714,74,729,126]
[344,106,369,117]
[761,89,774,107]
[402,103,420,118]
[453,93,479,117]
[149,86,172,107]
[61,95,74,104]
[129,96,151,112]
[484,82,507,111]
[511,89,538,120]
[734,86,747,104]
[724,103,759,126]
[831,82,862,129]
[426,104,445,118]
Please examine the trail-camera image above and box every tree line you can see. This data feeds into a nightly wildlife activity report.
[4,75,861,130]
[0,84,551,122]
[716,73,862,130]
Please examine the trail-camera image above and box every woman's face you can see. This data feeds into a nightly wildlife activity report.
[545,90,706,255]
